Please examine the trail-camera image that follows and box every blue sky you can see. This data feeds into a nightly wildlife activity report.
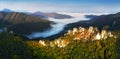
[0,0,120,13]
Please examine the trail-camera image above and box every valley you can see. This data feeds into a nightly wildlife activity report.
[0,10,120,40]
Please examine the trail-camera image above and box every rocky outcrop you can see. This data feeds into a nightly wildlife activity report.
[39,39,69,48]
[66,26,114,41]
[38,26,115,48]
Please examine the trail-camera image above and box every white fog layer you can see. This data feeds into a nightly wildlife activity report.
[27,12,109,39]
[0,12,110,39]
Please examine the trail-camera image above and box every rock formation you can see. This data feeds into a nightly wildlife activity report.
[38,26,115,48]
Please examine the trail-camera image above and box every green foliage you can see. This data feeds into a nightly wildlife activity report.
[0,31,119,59]
[27,35,117,59]
[115,30,120,59]
[0,32,33,59]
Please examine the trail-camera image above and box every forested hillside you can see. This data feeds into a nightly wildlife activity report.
[0,26,120,59]
[0,12,52,34]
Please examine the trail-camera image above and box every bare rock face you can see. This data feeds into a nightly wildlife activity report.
[38,26,115,48]
[66,26,114,41]
[39,39,70,48]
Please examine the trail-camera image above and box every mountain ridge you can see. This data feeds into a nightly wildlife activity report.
[32,11,73,19]
[0,12,53,35]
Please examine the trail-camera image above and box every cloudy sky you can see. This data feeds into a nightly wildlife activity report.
[0,0,120,13]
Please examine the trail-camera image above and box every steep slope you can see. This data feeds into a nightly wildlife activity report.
[0,12,52,35]
[65,12,120,31]
[91,12,120,30]
[4,12,50,24]
[26,26,117,59]
[0,12,8,23]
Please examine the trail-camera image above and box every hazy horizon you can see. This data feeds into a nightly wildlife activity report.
[0,0,120,13]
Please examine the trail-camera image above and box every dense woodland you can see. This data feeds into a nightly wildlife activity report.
[0,28,120,59]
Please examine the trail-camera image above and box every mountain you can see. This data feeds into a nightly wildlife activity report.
[0,12,53,35]
[91,12,120,30]
[3,12,51,24]
[45,12,120,40]
[64,12,120,31]
[31,11,47,18]
[0,9,72,19]
[32,11,73,19]
[0,8,12,13]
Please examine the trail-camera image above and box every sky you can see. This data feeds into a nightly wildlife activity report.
[0,0,120,13]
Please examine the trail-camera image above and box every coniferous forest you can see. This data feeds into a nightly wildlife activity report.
[0,27,120,59]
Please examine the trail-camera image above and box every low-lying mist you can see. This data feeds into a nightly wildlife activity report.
[27,13,89,39]
[0,11,114,39]
[27,12,110,39]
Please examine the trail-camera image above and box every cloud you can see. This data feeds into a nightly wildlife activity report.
[27,15,89,39]
[28,12,106,39]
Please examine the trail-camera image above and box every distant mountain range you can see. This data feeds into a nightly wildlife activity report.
[0,8,12,13]
[0,9,73,35]
[0,9,73,19]
[32,11,72,19]
[65,12,120,31]
[0,8,120,39]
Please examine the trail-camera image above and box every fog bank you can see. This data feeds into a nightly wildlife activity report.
[27,13,89,39]
[27,12,109,39]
